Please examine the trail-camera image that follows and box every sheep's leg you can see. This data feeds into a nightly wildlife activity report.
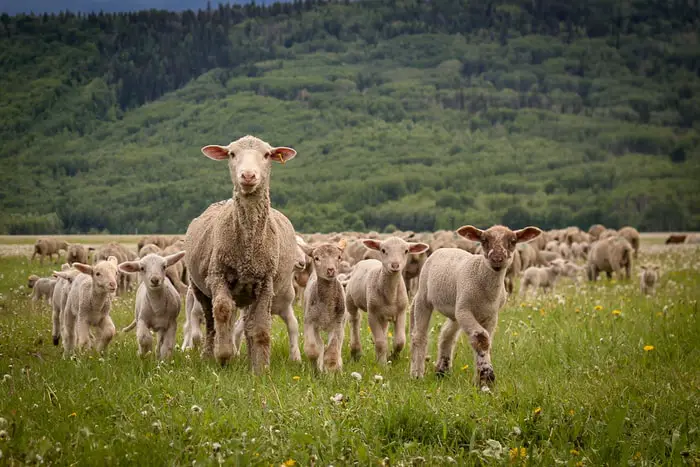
[391,308,406,360]
[193,287,214,359]
[232,313,245,356]
[136,320,152,356]
[303,322,323,372]
[95,316,116,353]
[159,323,177,360]
[458,310,495,387]
[210,280,237,366]
[75,314,91,351]
[435,318,461,377]
[277,305,301,362]
[368,310,389,364]
[61,309,76,357]
[181,314,192,351]
[191,311,203,349]
[324,324,344,372]
[409,293,433,378]
[31,250,38,262]
[346,297,362,359]
[52,301,61,346]
[244,278,273,374]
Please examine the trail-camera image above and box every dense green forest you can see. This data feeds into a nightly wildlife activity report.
[1,0,699,234]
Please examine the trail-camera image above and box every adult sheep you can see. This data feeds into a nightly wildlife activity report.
[31,238,68,265]
[587,236,634,281]
[185,135,299,372]
[618,226,641,258]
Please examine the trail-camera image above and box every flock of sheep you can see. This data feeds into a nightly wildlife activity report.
[23,135,687,388]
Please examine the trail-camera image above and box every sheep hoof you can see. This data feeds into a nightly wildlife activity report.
[289,349,302,362]
[350,348,362,360]
[52,336,59,346]
[479,366,496,385]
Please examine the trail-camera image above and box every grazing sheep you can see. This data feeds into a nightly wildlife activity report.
[551,258,586,282]
[618,226,641,258]
[139,244,162,258]
[66,244,90,265]
[50,264,80,346]
[640,266,660,295]
[587,236,634,281]
[184,135,300,371]
[570,242,588,261]
[61,257,119,357]
[28,275,56,304]
[520,263,562,296]
[345,237,429,364]
[119,252,186,359]
[299,240,347,372]
[685,234,700,244]
[31,238,68,264]
[182,285,205,351]
[410,225,541,385]
[665,234,687,244]
[588,224,606,240]
[599,228,618,240]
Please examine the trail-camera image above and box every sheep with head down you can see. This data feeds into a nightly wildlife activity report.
[410,224,541,387]
[185,135,300,372]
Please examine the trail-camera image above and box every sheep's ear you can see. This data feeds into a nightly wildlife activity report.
[61,263,71,271]
[362,239,382,251]
[107,255,119,266]
[73,263,93,275]
[337,238,347,252]
[515,227,543,243]
[456,225,483,242]
[201,145,230,160]
[270,147,296,164]
[165,251,186,267]
[408,242,429,254]
[54,271,71,280]
[641,265,647,270]
[296,237,315,257]
[118,261,141,274]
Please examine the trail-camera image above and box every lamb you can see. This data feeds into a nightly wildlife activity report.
[588,224,606,240]
[298,240,347,372]
[50,264,80,345]
[61,257,119,357]
[66,244,91,265]
[504,247,522,294]
[536,249,560,265]
[345,237,429,364]
[550,258,586,282]
[161,243,188,294]
[118,252,186,359]
[28,275,56,304]
[599,228,618,240]
[587,236,634,281]
[137,235,181,253]
[517,242,538,270]
[184,135,300,372]
[95,242,138,294]
[618,226,641,258]
[410,225,541,385]
[640,266,660,295]
[31,238,68,264]
[520,263,562,296]
[139,244,162,258]
[293,236,314,306]
[181,285,205,351]
[558,242,572,259]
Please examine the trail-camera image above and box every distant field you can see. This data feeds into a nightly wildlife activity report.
[0,237,698,465]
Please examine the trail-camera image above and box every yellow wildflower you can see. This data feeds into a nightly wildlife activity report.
[512,331,518,337]
[594,305,603,311]
[509,447,519,461]
[283,459,296,467]
[539,308,545,316]
[569,409,575,416]
[533,407,542,416]
[461,364,469,371]
[632,452,642,461]
[576,461,585,467]
[612,309,621,316]
[388,332,393,338]
[520,447,526,458]
[575,308,581,313]
[68,412,77,418]
[292,375,300,381]
[570,449,580,456]
[520,302,526,307]
[643,345,655,352]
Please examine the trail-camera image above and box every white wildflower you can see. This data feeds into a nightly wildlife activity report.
[350,372,362,381]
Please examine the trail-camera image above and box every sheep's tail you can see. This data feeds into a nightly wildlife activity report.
[121,319,136,333]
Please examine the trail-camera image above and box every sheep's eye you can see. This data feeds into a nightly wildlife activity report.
[263,152,270,160]
[381,248,386,254]
[140,266,144,271]
[95,272,101,277]
[314,257,320,262]
[405,249,409,254]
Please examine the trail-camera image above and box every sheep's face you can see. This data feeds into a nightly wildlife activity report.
[27,275,39,288]
[201,135,296,196]
[458,225,542,272]
[119,252,186,291]
[363,237,430,274]
[310,243,345,280]
[74,257,119,294]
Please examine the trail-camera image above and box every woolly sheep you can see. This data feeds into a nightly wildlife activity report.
[520,263,562,296]
[61,257,119,357]
[51,264,80,346]
[28,275,56,304]
[66,244,91,265]
[588,224,606,240]
[504,247,522,294]
[161,243,188,295]
[618,226,641,258]
[599,228,618,240]
[95,242,138,294]
[136,235,181,253]
[119,252,186,359]
[184,135,300,371]
[293,236,314,306]
[345,237,429,364]
[640,265,660,296]
[139,244,162,258]
[517,242,538,270]
[587,236,634,281]
[299,240,347,372]
[410,225,541,386]
[31,238,68,265]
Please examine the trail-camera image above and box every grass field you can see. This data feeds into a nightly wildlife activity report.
[0,238,698,466]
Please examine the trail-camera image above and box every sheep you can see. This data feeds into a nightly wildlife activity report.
[599,228,618,240]
[640,266,660,296]
[587,236,634,281]
[293,236,314,306]
[545,240,559,253]
[684,234,700,244]
[504,247,522,294]
[136,235,181,253]
[118,252,186,359]
[31,238,68,264]
[588,224,606,240]
[184,135,300,371]
[520,263,562,296]
[161,243,188,295]
[61,256,119,357]
[345,237,429,364]
[618,226,641,258]
[28,275,56,304]
[536,249,560,265]
[50,264,80,346]
[558,242,572,259]
[139,244,162,258]
[570,242,588,261]
[66,244,91,265]
[517,242,538,270]
[665,234,687,244]
[410,225,542,385]
[550,258,586,282]
[298,240,347,372]
[95,242,138,294]
[182,285,205,351]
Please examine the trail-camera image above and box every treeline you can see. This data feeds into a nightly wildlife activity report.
[0,0,699,234]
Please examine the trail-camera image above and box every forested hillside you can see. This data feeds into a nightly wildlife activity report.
[1,0,699,234]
